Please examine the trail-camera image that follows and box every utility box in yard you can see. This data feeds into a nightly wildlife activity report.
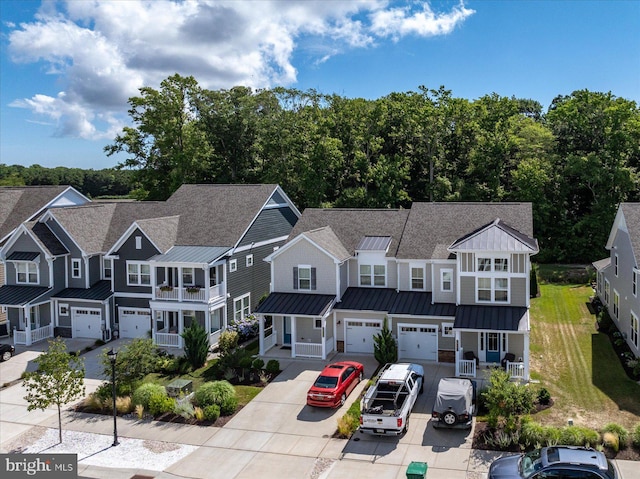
[166,379,192,397]
[406,461,428,479]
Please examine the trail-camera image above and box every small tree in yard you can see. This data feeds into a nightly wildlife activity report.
[23,338,85,443]
[373,317,397,366]
[482,368,534,431]
[182,322,209,369]
[100,338,159,395]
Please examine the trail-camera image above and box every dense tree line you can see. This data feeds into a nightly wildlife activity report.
[0,164,133,198]
[106,75,640,263]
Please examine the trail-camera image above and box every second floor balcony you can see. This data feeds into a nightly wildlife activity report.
[154,282,226,303]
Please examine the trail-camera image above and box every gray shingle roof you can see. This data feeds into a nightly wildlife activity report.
[28,221,69,256]
[621,203,640,263]
[0,186,70,241]
[302,227,351,262]
[136,216,180,254]
[397,202,535,259]
[592,257,611,271]
[289,209,409,257]
[449,219,538,253]
[166,184,279,247]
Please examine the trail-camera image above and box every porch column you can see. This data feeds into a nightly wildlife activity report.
[205,267,211,302]
[205,309,211,346]
[151,310,157,344]
[454,330,461,376]
[258,314,265,355]
[25,308,32,346]
[178,311,184,348]
[291,316,297,358]
[523,331,530,381]
[321,317,326,360]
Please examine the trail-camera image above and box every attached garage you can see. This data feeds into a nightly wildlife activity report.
[72,308,102,339]
[398,323,438,361]
[345,320,381,353]
[119,308,151,338]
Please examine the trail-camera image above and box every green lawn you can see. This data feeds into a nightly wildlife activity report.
[530,283,640,428]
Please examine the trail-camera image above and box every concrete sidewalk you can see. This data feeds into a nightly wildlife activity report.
[1,356,637,479]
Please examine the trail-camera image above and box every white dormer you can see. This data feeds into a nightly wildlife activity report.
[356,236,391,288]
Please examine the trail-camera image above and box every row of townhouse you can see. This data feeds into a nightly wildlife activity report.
[594,203,640,358]
[0,184,300,349]
[255,202,539,380]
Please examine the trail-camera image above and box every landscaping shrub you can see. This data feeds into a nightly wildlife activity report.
[219,330,239,354]
[194,381,237,408]
[116,396,133,414]
[181,323,209,369]
[632,424,640,448]
[135,404,144,419]
[603,431,620,453]
[373,317,397,366]
[101,338,161,394]
[148,394,175,416]
[602,423,629,446]
[336,400,361,438]
[536,388,551,406]
[265,359,280,375]
[174,400,195,419]
[194,406,204,421]
[203,404,220,422]
[252,358,265,370]
[520,419,546,448]
[228,314,259,341]
[132,383,167,409]
[83,392,104,412]
[482,369,534,429]
[597,309,615,334]
[560,426,600,447]
[219,395,239,416]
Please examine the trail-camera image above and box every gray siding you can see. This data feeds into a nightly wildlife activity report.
[227,241,282,324]
[272,239,336,294]
[52,257,66,289]
[459,276,476,304]
[238,207,298,247]
[511,278,527,307]
[113,228,159,294]
[432,263,456,303]
[5,232,50,287]
[89,255,101,285]
[339,262,348,297]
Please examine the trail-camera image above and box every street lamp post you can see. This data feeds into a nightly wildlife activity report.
[107,348,119,446]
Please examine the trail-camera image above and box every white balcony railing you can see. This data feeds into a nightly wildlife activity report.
[458,359,477,378]
[154,329,181,348]
[263,327,277,352]
[209,328,222,346]
[154,282,225,303]
[155,286,179,300]
[506,361,526,379]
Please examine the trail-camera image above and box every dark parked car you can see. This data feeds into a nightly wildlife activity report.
[306,361,364,408]
[488,446,617,479]
[431,377,475,429]
[0,344,15,361]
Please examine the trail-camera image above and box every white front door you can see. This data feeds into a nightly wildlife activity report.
[72,308,102,339]
[119,308,151,338]
[398,324,438,361]
[345,320,381,353]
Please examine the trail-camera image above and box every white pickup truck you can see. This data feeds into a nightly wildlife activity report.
[359,363,424,436]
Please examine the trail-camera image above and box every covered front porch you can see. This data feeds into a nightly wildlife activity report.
[255,292,336,360]
[453,305,530,381]
[150,302,226,349]
[0,285,55,346]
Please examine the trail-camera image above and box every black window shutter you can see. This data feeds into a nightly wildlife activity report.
[293,267,298,290]
[311,267,316,290]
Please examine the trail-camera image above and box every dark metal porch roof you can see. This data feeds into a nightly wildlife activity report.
[454,305,528,331]
[52,280,113,301]
[255,292,335,316]
[0,285,51,306]
[334,287,397,312]
[6,251,40,261]
[390,291,457,317]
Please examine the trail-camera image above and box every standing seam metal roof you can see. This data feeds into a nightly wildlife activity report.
[150,246,231,264]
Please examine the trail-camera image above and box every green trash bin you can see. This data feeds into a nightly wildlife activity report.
[406,461,428,479]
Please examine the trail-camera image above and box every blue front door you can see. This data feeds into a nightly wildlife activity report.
[486,332,501,363]
[283,316,291,345]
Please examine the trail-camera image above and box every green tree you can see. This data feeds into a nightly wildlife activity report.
[100,338,160,395]
[373,317,397,366]
[181,322,209,369]
[482,368,534,431]
[23,338,85,443]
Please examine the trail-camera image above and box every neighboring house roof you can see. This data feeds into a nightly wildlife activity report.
[255,292,335,316]
[150,246,231,265]
[27,221,69,256]
[397,202,535,260]
[303,227,351,262]
[334,287,457,317]
[0,186,88,242]
[592,257,611,271]
[620,203,640,262]
[0,285,51,306]
[166,184,287,247]
[449,219,538,253]
[288,209,409,257]
[136,215,180,254]
[52,280,113,301]
[454,305,528,331]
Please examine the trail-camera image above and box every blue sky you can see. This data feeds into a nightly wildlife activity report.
[1,0,639,170]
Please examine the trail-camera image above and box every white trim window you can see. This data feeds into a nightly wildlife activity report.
[613,290,619,318]
[16,262,38,284]
[360,264,386,287]
[103,258,112,280]
[135,236,142,250]
[411,265,425,290]
[229,259,237,273]
[233,293,250,321]
[614,254,619,277]
[633,268,638,297]
[441,269,453,292]
[71,258,82,279]
[297,265,312,290]
[604,279,610,304]
[182,267,194,285]
[477,256,509,272]
[127,261,151,286]
[314,318,322,330]
[631,311,639,349]
[58,303,69,316]
[246,254,254,267]
[441,322,454,337]
[477,277,509,303]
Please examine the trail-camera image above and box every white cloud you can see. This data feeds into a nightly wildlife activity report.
[7,1,474,139]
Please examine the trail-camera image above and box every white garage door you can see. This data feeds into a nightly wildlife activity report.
[73,308,102,339]
[119,308,151,338]
[398,324,438,361]
[346,320,381,353]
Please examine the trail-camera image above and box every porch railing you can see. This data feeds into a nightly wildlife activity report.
[155,286,179,300]
[458,359,476,378]
[209,283,225,301]
[154,329,181,348]
[209,328,222,346]
[264,327,277,352]
[13,324,53,346]
[506,361,526,379]
[155,282,225,303]
[294,341,323,358]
